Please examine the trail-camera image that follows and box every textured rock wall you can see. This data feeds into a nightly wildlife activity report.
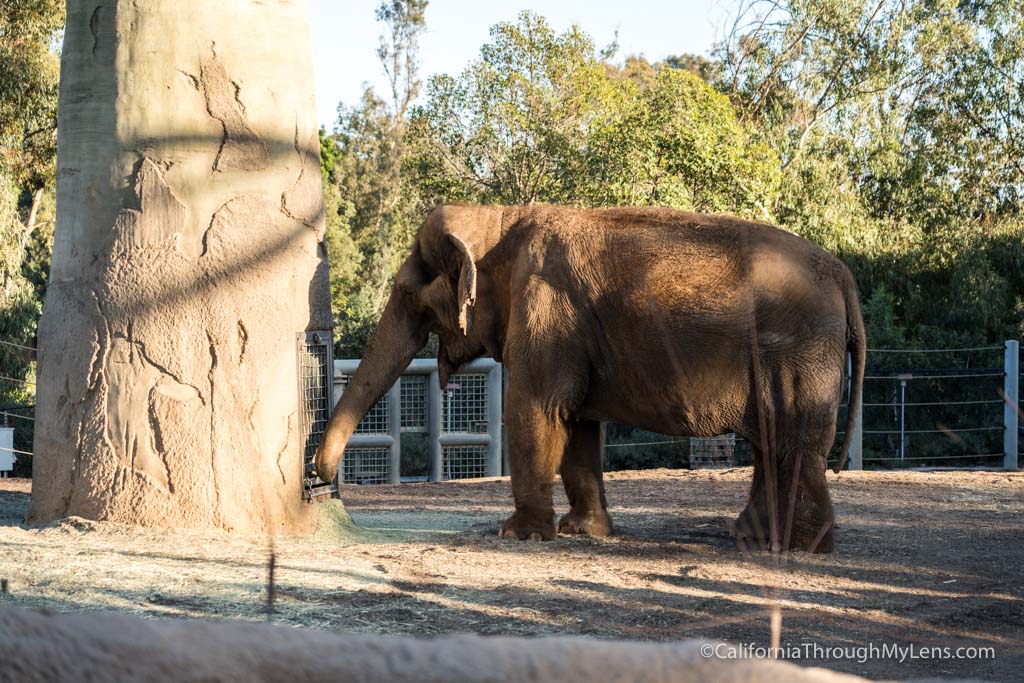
[27,0,331,533]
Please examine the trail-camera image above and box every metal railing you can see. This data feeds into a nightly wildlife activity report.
[334,358,503,484]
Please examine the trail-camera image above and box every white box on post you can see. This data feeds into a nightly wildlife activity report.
[0,427,13,476]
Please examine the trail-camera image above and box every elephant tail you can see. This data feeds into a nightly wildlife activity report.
[834,276,866,473]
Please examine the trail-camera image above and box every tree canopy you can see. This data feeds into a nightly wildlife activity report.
[0,0,62,422]
[3,0,1024,432]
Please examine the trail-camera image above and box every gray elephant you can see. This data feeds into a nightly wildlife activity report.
[315,204,866,552]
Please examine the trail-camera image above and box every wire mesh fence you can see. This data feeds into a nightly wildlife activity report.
[855,345,1011,467]
[690,435,737,469]
[400,374,427,432]
[442,373,488,434]
[342,447,391,485]
[335,374,391,435]
[297,332,335,499]
[334,359,503,484]
[442,445,489,480]
[604,343,1021,471]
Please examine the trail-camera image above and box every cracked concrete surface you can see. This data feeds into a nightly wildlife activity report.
[30,0,331,534]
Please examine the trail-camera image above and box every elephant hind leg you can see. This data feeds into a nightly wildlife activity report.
[736,420,836,554]
[558,419,612,537]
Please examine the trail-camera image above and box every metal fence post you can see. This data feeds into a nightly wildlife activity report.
[486,363,503,477]
[850,384,863,470]
[428,369,443,482]
[845,351,863,470]
[387,379,402,484]
[1004,340,1019,469]
[501,365,509,476]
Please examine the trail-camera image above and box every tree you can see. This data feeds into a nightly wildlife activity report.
[582,66,779,218]
[0,1,62,459]
[324,1,428,357]
[28,0,333,533]
[715,1,1024,342]
[408,12,778,218]
[409,11,617,206]
[0,0,62,205]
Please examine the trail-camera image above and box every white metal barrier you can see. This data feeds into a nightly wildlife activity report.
[334,358,503,484]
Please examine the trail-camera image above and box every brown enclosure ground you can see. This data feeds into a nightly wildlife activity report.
[1,469,1022,681]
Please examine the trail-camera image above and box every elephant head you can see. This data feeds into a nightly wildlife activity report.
[313,205,508,484]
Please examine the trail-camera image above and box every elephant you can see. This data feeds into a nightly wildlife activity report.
[314,204,866,553]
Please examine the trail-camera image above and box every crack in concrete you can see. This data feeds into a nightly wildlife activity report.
[276,411,295,486]
[146,383,175,494]
[89,5,104,57]
[230,80,246,117]
[131,337,207,405]
[199,197,236,259]
[206,332,222,525]
[199,48,270,173]
[177,69,200,91]
[236,320,249,364]
[279,118,321,231]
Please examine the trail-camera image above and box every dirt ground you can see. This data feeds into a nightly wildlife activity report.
[1,468,1022,681]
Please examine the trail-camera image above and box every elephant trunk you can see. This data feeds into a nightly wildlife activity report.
[314,289,429,483]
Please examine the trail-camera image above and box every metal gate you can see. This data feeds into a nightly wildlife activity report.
[297,331,336,500]
[334,358,503,484]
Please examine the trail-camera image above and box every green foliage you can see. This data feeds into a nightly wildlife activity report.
[407,12,779,217]
[0,2,62,474]
[0,0,63,190]
[323,2,428,357]
[409,11,619,205]
[581,67,779,218]
[718,0,1024,349]
[0,172,41,409]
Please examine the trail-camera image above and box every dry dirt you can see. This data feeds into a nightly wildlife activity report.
[1,468,1022,682]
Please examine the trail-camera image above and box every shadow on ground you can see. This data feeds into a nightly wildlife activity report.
[1,469,1022,681]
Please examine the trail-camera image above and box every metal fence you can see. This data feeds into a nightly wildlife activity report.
[297,331,336,499]
[841,340,1018,469]
[2,335,1021,484]
[334,358,503,484]
[601,341,1022,471]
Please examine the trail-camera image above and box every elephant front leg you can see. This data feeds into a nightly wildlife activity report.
[558,419,612,537]
[500,396,567,541]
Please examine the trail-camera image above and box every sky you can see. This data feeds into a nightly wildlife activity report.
[307,0,737,129]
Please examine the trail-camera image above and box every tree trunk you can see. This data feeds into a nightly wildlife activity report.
[27,0,333,534]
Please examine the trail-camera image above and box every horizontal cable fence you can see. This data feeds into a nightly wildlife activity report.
[604,341,1020,472]
[0,339,36,353]
[0,335,37,476]
[837,341,1018,470]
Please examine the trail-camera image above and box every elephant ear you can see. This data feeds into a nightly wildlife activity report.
[448,233,477,336]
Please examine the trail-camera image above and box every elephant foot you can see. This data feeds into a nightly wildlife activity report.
[499,510,556,541]
[731,505,771,547]
[558,509,613,537]
[731,508,834,554]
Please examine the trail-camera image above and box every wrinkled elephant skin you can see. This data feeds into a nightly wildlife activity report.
[315,205,866,553]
